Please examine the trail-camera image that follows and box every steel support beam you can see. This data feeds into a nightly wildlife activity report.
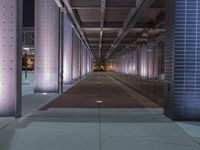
[106,0,156,58]
[62,0,93,57]
[99,0,106,58]
[81,22,123,28]
[70,0,136,8]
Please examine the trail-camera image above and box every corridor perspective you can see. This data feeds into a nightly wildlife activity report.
[0,72,199,150]
[0,0,200,150]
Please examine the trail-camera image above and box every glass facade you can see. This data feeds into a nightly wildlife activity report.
[111,44,163,105]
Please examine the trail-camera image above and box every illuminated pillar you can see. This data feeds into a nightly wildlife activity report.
[91,56,94,72]
[147,46,154,78]
[82,47,85,76]
[153,45,159,78]
[139,47,148,78]
[34,0,59,93]
[165,0,200,120]
[79,42,83,78]
[89,54,92,73]
[72,31,80,80]
[85,49,88,75]
[63,16,72,84]
[132,51,137,75]
[87,53,90,74]
[80,44,84,77]
[82,46,87,76]
[0,0,22,117]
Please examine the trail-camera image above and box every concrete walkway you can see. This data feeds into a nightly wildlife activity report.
[0,72,200,150]
[41,72,159,110]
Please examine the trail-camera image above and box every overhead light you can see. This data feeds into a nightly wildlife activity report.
[147,49,153,52]
[96,101,103,103]
[23,47,30,51]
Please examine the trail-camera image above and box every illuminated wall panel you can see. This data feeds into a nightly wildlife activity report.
[113,47,156,78]
[63,16,72,84]
[132,51,137,75]
[81,45,87,76]
[124,54,129,74]
[128,52,133,74]
[84,48,88,75]
[72,31,80,80]
[153,47,159,78]
[165,0,200,120]
[139,47,148,78]
[91,56,94,72]
[34,0,59,92]
[147,47,154,78]
[79,43,83,77]
[0,0,22,117]
[87,53,90,73]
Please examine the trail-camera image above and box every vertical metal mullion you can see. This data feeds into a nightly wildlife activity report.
[59,8,64,93]
[16,0,23,118]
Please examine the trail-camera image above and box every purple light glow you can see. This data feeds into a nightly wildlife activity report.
[63,16,72,83]
[34,0,59,92]
[0,0,18,116]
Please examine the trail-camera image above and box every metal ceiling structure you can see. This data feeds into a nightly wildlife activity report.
[60,0,165,59]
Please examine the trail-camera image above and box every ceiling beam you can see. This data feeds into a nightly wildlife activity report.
[89,41,113,45]
[62,0,93,56]
[99,0,106,58]
[105,0,157,58]
[81,22,123,28]
[86,33,100,38]
[70,0,136,9]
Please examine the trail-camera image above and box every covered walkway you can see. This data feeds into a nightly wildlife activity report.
[0,0,200,149]
[0,73,200,150]
[41,72,158,109]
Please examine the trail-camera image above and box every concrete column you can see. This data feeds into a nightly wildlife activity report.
[0,0,22,117]
[147,46,154,78]
[87,53,90,74]
[63,16,72,84]
[72,31,80,80]
[88,54,92,73]
[79,42,82,78]
[164,0,200,120]
[34,0,59,93]
[133,51,137,75]
[81,45,87,76]
[139,47,148,78]
[80,44,84,77]
[83,47,87,76]
[90,56,93,73]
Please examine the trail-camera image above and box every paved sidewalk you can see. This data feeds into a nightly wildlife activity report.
[0,72,199,150]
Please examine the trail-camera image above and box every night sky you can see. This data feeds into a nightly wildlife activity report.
[23,0,34,27]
